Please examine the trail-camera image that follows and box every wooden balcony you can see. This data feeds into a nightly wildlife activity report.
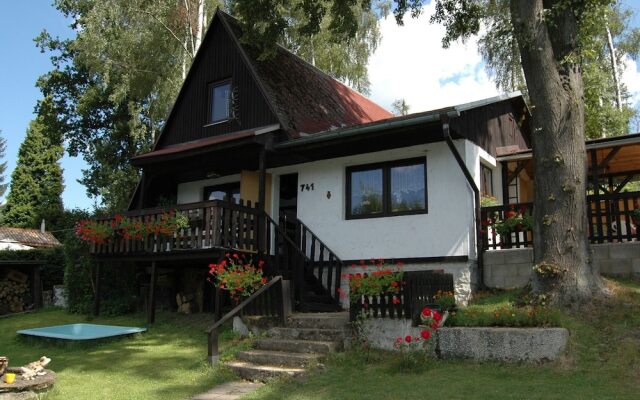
[89,200,268,259]
[481,191,640,250]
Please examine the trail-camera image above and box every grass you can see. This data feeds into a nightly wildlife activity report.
[243,278,640,400]
[0,309,247,400]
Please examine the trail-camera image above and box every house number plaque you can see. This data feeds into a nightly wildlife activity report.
[300,183,315,192]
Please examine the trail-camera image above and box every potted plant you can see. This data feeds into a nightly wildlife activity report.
[207,253,267,303]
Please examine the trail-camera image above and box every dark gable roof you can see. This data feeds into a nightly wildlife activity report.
[219,11,393,137]
[0,227,61,248]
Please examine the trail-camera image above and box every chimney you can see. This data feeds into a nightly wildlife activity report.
[40,219,46,234]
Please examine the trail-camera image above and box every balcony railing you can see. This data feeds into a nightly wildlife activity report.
[481,191,640,250]
[90,200,267,256]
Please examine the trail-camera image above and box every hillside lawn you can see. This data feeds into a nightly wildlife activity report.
[245,278,640,400]
[0,277,639,399]
[0,310,243,399]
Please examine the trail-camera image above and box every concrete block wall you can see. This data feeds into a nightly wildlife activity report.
[483,248,533,289]
[484,242,640,289]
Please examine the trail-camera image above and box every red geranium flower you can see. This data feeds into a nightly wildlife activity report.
[405,335,412,343]
[433,310,442,322]
[421,307,432,318]
[421,330,431,340]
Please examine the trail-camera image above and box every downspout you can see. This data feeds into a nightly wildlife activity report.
[440,116,485,289]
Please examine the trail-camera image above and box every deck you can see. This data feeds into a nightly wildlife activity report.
[481,191,640,250]
[89,200,267,260]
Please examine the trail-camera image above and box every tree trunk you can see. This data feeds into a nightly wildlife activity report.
[510,0,604,303]
[196,0,205,51]
[605,21,622,111]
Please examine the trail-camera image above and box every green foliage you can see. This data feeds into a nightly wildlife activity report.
[391,99,410,116]
[38,0,380,211]
[232,0,381,93]
[1,119,64,228]
[447,305,560,327]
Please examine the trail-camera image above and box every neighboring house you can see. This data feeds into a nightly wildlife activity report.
[0,226,61,250]
[88,9,640,320]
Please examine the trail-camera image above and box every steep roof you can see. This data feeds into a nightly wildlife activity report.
[219,11,393,137]
[0,227,61,249]
[149,9,393,151]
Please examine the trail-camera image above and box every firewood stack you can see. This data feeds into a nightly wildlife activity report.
[0,270,30,314]
[176,292,195,314]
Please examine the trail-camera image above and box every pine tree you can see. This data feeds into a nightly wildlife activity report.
[1,119,64,228]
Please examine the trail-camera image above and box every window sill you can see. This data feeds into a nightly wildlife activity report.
[203,119,230,128]
[346,209,428,220]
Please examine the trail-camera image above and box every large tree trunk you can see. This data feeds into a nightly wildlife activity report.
[510,0,604,303]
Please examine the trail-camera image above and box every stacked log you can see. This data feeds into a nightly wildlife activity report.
[0,270,30,314]
[176,292,195,314]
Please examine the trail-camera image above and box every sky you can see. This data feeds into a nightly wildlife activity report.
[0,1,639,211]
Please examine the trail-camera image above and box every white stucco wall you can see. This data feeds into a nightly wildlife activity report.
[0,242,35,251]
[269,141,478,261]
[175,140,486,263]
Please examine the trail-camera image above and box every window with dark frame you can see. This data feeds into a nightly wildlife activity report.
[208,80,231,124]
[204,182,240,203]
[346,158,427,219]
[481,164,494,196]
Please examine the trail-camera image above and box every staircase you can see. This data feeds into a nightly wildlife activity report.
[273,214,344,312]
[226,312,349,382]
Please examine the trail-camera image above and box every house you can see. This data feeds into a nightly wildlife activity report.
[88,9,640,321]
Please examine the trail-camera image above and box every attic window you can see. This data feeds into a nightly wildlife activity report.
[209,80,231,123]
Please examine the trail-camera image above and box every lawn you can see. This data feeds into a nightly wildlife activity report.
[0,309,244,399]
[244,278,640,400]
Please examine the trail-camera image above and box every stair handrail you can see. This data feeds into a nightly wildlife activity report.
[205,275,290,365]
[273,213,343,307]
[292,217,344,264]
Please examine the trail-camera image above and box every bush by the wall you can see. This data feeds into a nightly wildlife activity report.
[63,234,138,316]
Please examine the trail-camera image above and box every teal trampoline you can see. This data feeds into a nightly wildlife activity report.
[17,324,146,340]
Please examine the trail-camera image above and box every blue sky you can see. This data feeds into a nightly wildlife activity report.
[1,1,639,211]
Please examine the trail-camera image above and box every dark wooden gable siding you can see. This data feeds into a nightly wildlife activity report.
[156,18,279,148]
[451,99,530,157]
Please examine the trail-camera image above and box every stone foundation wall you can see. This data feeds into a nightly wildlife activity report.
[484,242,640,289]
[360,318,568,362]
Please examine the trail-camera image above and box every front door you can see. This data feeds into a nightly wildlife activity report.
[278,174,298,238]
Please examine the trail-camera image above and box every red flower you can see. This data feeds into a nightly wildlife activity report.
[392,297,400,305]
[433,310,442,322]
[261,277,267,284]
[430,322,439,330]
[421,307,432,318]
[421,330,431,340]
[391,281,398,287]
[396,337,403,343]
[405,335,412,343]
[233,253,238,259]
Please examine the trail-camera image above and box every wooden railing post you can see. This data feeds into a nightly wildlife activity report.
[208,328,219,365]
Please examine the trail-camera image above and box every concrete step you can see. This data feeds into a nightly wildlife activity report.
[254,338,343,354]
[286,312,350,329]
[225,361,306,382]
[236,349,322,367]
[268,327,347,342]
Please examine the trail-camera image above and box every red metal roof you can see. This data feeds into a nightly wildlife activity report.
[221,12,393,137]
[132,128,257,161]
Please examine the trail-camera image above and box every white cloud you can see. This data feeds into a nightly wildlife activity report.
[621,56,640,109]
[368,3,640,126]
[368,3,500,113]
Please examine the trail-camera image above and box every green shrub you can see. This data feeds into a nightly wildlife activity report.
[446,305,560,327]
